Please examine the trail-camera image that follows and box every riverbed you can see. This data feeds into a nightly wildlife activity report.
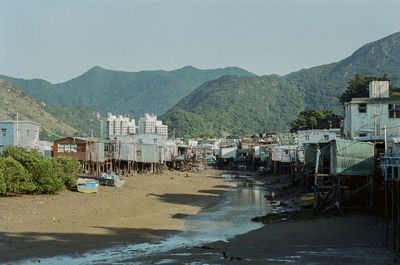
[15,173,270,264]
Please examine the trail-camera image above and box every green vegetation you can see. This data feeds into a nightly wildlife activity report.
[2,32,400,138]
[0,78,100,141]
[338,73,400,103]
[162,32,400,137]
[161,75,306,137]
[290,110,341,133]
[339,74,390,104]
[0,146,80,196]
[0,65,254,118]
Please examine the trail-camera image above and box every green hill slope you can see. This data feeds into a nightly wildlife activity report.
[287,31,400,113]
[162,31,400,137]
[0,78,100,141]
[0,66,254,117]
[162,75,305,137]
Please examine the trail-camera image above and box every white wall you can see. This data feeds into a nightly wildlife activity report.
[344,102,400,139]
[298,129,339,146]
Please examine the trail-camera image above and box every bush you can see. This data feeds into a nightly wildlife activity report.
[0,171,6,195]
[55,156,80,189]
[0,146,81,194]
[0,156,36,195]
[1,145,41,169]
[29,157,66,194]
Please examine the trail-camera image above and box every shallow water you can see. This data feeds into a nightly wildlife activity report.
[19,174,270,265]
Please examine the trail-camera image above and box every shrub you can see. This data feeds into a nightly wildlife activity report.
[29,157,66,194]
[0,171,6,195]
[54,156,80,189]
[0,156,36,195]
[0,146,81,194]
[1,145,41,169]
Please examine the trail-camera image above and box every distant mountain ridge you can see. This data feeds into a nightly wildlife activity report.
[0,65,255,118]
[0,78,100,140]
[161,31,400,137]
[2,32,400,138]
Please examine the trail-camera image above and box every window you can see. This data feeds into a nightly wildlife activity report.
[27,130,30,137]
[58,144,65,153]
[305,135,310,141]
[1,128,6,137]
[389,104,400,118]
[324,135,329,140]
[153,138,158,144]
[358,104,367,113]
[359,133,367,137]
[0,145,4,152]
[137,150,142,156]
[70,144,77,153]
[58,144,77,153]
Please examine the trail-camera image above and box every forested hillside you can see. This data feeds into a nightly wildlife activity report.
[0,66,254,118]
[162,32,400,137]
[0,79,100,140]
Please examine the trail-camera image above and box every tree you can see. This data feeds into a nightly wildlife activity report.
[290,109,341,133]
[339,74,390,104]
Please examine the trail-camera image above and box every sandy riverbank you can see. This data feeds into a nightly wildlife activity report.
[0,169,230,263]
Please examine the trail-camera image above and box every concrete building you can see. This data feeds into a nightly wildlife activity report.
[100,113,135,139]
[38,140,53,157]
[343,81,400,139]
[272,145,297,163]
[138,113,168,137]
[135,134,166,163]
[183,139,198,147]
[0,120,40,151]
[298,129,340,146]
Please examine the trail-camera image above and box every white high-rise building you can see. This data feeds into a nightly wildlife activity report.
[100,113,136,139]
[138,113,168,137]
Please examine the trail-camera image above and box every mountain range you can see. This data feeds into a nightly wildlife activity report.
[1,31,400,138]
[161,31,400,137]
[0,66,254,118]
[0,78,100,140]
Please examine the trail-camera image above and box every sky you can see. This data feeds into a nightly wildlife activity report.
[1,0,400,83]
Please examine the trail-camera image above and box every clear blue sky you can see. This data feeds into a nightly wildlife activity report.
[1,0,400,83]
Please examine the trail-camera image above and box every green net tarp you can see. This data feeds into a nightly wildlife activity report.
[304,144,317,165]
[222,148,237,159]
[261,151,268,162]
[330,139,374,176]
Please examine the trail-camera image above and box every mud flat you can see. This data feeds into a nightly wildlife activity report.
[132,173,399,265]
[0,170,229,263]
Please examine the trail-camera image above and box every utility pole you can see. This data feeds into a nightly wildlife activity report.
[16,111,19,146]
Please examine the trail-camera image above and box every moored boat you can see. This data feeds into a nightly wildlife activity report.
[77,178,99,193]
[77,172,125,188]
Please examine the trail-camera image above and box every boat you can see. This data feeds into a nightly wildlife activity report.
[78,172,125,188]
[301,192,329,207]
[77,178,99,193]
